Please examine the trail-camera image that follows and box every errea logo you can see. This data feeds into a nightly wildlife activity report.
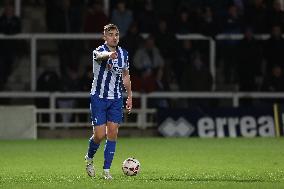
[158,117,195,137]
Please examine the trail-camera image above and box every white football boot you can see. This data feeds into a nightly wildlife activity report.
[85,155,95,177]
[103,169,113,180]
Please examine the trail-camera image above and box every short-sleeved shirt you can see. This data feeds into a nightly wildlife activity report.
[91,44,129,99]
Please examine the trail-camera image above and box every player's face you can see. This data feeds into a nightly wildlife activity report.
[104,29,119,48]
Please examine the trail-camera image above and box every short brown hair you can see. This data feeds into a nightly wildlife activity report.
[103,24,119,34]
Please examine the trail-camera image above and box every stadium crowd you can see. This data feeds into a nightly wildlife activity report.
[1,0,284,96]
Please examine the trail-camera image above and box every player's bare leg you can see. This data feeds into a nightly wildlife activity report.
[93,125,107,143]
[106,121,119,140]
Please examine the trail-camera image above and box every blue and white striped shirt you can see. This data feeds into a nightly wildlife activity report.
[91,44,129,99]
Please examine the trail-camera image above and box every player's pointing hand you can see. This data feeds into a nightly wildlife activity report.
[109,52,118,59]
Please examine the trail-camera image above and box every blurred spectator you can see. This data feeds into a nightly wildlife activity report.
[60,67,81,92]
[237,27,262,91]
[133,35,164,93]
[136,0,157,33]
[197,6,218,37]
[45,0,82,33]
[261,64,284,92]
[180,52,213,91]
[83,1,108,33]
[0,3,22,90]
[46,0,84,76]
[233,0,244,14]
[83,0,108,49]
[220,4,243,34]
[0,4,21,34]
[267,0,284,30]
[37,70,60,92]
[36,69,60,121]
[45,0,57,32]
[111,0,133,37]
[264,25,284,74]
[80,65,93,91]
[78,65,93,121]
[244,0,268,33]
[219,4,242,84]
[174,8,193,34]
[175,40,194,86]
[152,0,177,18]
[260,64,284,105]
[154,18,178,62]
[181,52,213,108]
[58,67,81,123]
[132,35,168,108]
[120,21,144,63]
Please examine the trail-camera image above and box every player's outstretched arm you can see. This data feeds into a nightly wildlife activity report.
[122,69,132,114]
[93,50,117,61]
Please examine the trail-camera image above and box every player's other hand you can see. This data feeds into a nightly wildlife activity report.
[126,96,132,114]
[109,52,118,59]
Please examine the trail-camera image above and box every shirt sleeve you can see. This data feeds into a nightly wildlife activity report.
[93,47,105,61]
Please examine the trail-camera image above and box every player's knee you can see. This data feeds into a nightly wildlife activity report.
[106,128,118,140]
[94,133,106,143]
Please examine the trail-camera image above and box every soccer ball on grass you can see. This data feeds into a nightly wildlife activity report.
[122,157,140,176]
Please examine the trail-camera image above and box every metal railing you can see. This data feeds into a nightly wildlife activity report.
[0,33,274,92]
[2,33,273,91]
[1,91,284,129]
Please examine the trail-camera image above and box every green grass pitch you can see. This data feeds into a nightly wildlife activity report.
[0,138,284,189]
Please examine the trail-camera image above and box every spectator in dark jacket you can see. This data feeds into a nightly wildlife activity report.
[261,64,284,92]
[0,4,21,34]
[0,4,22,90]
[264,25,284,74]
[237,27,262,91]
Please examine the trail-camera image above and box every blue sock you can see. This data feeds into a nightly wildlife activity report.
[87,136,100,159]
[103,140,116,169]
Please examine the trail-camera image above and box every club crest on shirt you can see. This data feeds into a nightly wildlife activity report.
[108,59,123,74]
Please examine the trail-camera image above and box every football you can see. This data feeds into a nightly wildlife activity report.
[122,157,141,176]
